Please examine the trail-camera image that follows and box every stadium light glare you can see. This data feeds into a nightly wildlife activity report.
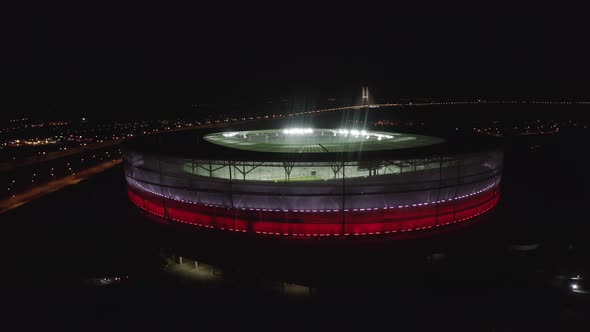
[333,129,392,140]
[283,128,314,135]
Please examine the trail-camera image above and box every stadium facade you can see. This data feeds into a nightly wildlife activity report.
[124,128,502,238]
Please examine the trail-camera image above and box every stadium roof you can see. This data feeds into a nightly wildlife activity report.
[124,127,500,162]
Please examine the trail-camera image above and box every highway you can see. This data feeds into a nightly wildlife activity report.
[0,159,122,215]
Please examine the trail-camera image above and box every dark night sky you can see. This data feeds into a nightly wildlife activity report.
[3,3,590,118]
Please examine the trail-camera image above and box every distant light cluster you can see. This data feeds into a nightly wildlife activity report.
[471,119,590,137]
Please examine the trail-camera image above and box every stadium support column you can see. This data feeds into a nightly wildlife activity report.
[330,162,343,179]
[157,159,169,219]
[283,162,294,182]
[342,160,346,236]
[452,158,461,223]
[228,161,236,231]
[435,155,443,226]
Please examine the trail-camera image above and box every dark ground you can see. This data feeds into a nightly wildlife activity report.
[1,110,589,331]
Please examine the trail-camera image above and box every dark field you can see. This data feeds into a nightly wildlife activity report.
[1,112,589,330]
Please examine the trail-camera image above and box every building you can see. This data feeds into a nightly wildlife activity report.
[123,128,502,239]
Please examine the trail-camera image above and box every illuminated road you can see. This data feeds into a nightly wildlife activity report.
[0,159,122,215]
[0,139,124,173]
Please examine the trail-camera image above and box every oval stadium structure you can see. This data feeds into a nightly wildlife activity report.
[123,128,502,239]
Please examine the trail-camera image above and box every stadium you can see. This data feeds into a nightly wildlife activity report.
[123,128,502,239]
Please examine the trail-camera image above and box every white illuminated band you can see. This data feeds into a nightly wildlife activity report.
[128,177,497,214]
